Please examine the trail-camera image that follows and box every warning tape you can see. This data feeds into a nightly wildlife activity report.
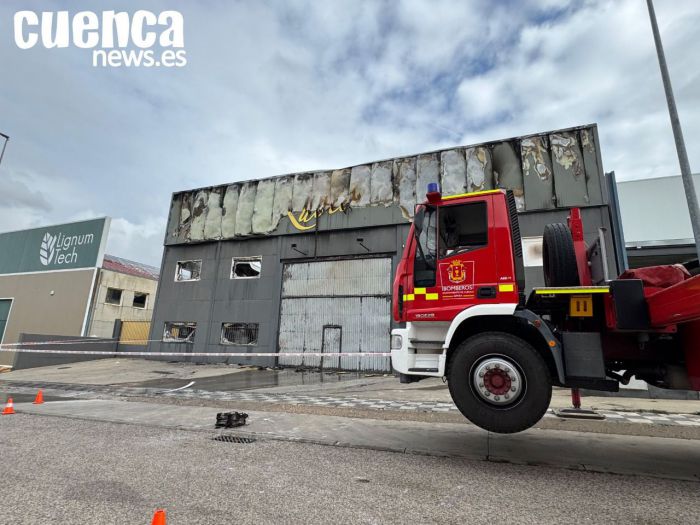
[0,338,155,347]
[0,348,392,358]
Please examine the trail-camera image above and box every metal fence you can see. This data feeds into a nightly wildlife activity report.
[118,320,151,346]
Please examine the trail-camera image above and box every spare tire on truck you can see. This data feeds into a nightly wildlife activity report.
[542,223,580,287]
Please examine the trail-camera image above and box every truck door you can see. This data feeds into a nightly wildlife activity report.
[405,198,497,322]
[436,199,497,319]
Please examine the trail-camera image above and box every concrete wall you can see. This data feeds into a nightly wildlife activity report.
[0,269,95,367]
[87,269,158,339]
[12,333,117,370]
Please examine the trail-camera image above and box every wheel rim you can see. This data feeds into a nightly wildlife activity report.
[471,356,523,406]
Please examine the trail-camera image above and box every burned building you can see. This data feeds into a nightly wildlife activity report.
[147,124,622,371]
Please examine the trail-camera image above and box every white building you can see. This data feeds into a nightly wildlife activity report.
[618,173,699,268]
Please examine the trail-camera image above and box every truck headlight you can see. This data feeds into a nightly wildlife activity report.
[391,334,403,349]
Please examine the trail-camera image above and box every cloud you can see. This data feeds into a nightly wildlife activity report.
[104,216,165,266]
[0,169,52,211]
[0,0,697,267]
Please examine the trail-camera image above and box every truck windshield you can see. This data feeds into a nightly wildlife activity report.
[414,205,437,287]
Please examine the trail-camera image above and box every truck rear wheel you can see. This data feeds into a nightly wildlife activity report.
[542,223,579,287]
[447,332,552,434]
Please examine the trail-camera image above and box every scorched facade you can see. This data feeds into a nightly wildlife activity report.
[147,124,621,371]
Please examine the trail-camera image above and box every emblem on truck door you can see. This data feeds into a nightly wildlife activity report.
[447,260,467,284]
[440,260,475,299]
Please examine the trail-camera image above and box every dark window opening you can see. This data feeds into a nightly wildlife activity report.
[132,292,148,309]
[439,201,488,258]
[231,257,262,279]
[163,322,196,343]
[175,260,201,281]
[105,288,123,305]
[221,323,259,345]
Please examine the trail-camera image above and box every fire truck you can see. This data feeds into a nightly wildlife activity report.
[390,184,700,433]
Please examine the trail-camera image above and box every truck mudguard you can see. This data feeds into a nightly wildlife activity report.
[443,303,518,348]
[513,309,566,384]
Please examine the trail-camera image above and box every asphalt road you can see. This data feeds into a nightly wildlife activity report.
[1,414,697,525]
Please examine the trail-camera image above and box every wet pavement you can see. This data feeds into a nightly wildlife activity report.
[115,368,365,392]
[3,359,699,440]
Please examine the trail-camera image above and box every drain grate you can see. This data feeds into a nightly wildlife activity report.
[212,435,256,444]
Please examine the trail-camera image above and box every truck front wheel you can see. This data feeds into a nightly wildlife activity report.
[447,332,552,434]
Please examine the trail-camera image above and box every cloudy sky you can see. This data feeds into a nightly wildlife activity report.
[0,0,698,266]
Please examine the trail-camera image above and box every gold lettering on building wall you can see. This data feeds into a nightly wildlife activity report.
[287,203,347,231]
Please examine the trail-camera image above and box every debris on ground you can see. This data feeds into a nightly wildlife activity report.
[215,411,248,428]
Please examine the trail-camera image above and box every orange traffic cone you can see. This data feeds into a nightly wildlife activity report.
[151,509,166,525]
[2,398,15,415]
[33,390,44,404]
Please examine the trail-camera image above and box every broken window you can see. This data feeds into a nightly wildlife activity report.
[221,323,259,345]
[175,260,202,282]
[105,287,123,305]
[163,322,196,343]
[231,256,262,279]
[132,292,148,309]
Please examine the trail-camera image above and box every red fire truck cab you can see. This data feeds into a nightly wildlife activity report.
[391,185,700,433]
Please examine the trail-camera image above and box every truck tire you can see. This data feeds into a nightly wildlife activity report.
[542,223,580,287]
[447,332,552,434]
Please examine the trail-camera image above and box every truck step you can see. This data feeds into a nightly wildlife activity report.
[565,377,619,392]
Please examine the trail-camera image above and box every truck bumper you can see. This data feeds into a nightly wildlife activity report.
[390,326,446,378]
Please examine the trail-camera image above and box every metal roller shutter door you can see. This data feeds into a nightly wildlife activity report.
[278,258,392,371]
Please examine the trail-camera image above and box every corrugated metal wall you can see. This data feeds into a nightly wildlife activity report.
[281,258,391,297]
[278,258,391,371]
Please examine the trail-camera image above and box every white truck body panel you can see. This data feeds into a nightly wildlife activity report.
[391,304,519,377]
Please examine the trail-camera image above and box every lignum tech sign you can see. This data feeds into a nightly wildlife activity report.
[0,218,110,275]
